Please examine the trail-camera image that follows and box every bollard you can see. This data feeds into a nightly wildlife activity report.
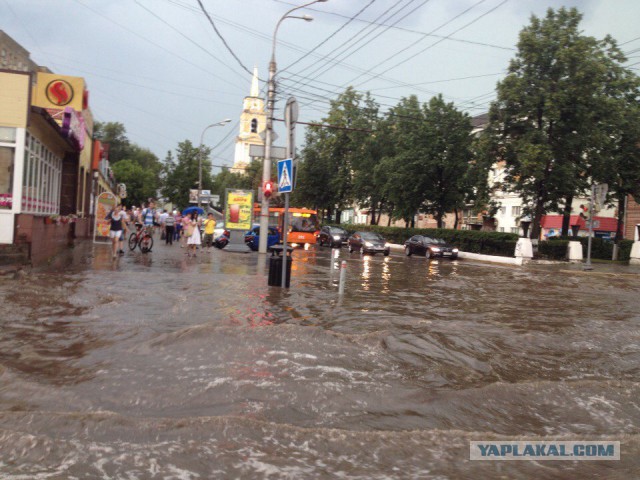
[338,260,347,295]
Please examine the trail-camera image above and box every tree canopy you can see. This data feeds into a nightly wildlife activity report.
[482,7,640,239]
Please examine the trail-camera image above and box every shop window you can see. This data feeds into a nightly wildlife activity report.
[22,133,62,215]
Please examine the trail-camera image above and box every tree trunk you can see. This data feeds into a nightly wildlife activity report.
[561,194,573,237]
[336,209,342,225]
[370,203,377,225]
[531,197,545,240]
[436,210,444,229]
[410,216,415,228]
[616,191,626,242]
[453,208,459,230]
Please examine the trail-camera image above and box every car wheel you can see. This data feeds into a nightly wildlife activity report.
[451,254,458,260]
[384,250,390,256]
[405,246,412,256]
[425,249,431,259]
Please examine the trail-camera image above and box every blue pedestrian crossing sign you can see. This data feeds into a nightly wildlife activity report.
[277,158,294,193]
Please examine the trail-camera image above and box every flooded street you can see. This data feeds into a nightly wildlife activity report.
[1,240,639,479]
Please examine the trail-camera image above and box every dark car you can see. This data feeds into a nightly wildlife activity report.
[317,226,349,247]
[348,231,390,256]
[244,224,280,252]
[404,235,458,259]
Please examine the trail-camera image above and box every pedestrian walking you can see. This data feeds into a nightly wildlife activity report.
[119,207,130,254]
[174,211,182,242]
[186,212,201,257]
[106,204,126,259]
[180,212,190,248]
[164,211,176,245]
[202,212,216,252]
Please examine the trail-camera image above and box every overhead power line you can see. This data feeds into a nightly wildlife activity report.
[280,0,377,74]
[354,0,511,88]
[195,0,257,78]
[346,0,486,88]
[271,0,516,52]
[286,0,431,92]
[134,0,247,82]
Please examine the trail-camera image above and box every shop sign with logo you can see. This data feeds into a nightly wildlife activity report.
[32,72,88,113]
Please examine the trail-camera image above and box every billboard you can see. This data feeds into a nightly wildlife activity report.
[93,192,117,244]
[224,189,253,231]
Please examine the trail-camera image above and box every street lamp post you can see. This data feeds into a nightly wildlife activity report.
[258,0,328,254]
[199,119,231,209]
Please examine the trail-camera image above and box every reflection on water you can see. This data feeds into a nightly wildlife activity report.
[0,241,639,478]
[361,254,371,290]
[427,258,440,277]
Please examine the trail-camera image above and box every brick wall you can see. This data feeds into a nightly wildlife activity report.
[15,214,72,265]
[625,196,640,240]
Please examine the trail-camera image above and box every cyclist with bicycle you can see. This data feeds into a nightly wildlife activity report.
[139,201,157,246]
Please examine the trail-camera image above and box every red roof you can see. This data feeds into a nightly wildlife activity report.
[540,215,619,232]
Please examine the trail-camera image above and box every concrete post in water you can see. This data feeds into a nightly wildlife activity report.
[630,241,640,265]
[567,241,583,263]
[338,260,346,295]
[514,238,533,263]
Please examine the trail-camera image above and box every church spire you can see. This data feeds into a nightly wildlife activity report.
[250,66,260,98]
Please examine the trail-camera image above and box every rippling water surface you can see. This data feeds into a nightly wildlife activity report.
[0,241,639,478]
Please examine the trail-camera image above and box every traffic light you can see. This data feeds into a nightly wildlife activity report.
[263,180,274,199]
[579,204,588,219]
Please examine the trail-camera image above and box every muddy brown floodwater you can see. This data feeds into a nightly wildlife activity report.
[0,240,639,479]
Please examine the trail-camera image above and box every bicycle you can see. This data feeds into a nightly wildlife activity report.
[128,224,154,253]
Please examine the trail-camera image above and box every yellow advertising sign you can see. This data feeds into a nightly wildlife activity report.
[32,72,86,112]
[94,192,117,242]
[225,189,253,231]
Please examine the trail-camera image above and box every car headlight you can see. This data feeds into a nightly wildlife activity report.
[365,241,373,247]
[452,248,459,252]
[333,235,341,240]
[431,247,441,252]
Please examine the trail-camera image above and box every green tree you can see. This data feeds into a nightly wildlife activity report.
[484,7,638,239]
[111,160,157,207]
[295,87,380,223]
[379,95,426,226]
[420,95,473,228]
[93,122,131,164]
[161,140,212,208]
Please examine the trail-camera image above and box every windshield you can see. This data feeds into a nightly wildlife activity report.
[290,213,318,233]
[330,227,347,235]
[361,232,384,241]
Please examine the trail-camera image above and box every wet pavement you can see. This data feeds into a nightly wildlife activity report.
[0,238,639,479]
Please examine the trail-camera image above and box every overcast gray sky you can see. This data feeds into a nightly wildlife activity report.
[2,0,639,168]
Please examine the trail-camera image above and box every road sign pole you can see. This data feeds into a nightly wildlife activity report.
[584,184,595,271]
[281,192,290,288]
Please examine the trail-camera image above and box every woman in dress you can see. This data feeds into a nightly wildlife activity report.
[187,212,201,257]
